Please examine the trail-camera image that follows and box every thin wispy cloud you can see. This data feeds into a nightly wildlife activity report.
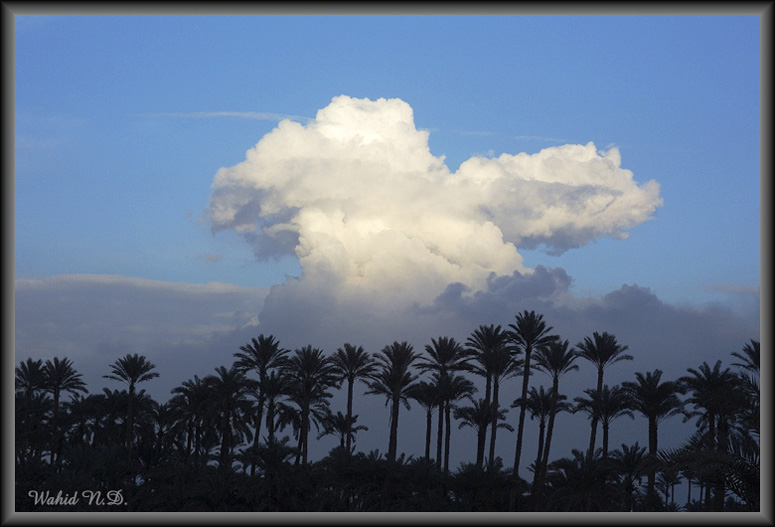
[139,111,312,123]
[513,134,571,143]
[199,252,223,263]
[702,283,760,295]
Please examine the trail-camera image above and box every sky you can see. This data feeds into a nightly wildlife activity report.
[12,12,762,482]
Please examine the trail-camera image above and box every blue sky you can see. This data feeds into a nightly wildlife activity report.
[13,13,762,477]
[15,14,760,303]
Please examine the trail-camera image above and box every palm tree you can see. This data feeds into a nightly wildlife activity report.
[281,346,338,465]
[365,341,419,462]
[621,369,683,509]
[436,372,476,471]
[507,310,558,480]
[545,449,624,511]
[15,358,50,464]
[487,344,521,469]
[573,384,634,458]
[261,370,290,445]
[16,358,47,401]
[465,324,512,467]
[574,332,633,457]
[103,353,159,450]
[532,338,579,489]
[330,343,376,452]
[317,409,368,449]
[730,339,759,374]
[731,340,760,440]
[43,357,88,464]
[233,334,289,459]
[203,365,254,469]
[679,360,744,511]
[407,381,438,461]
[417,336,470,468]
[513,385,568,489]
[610,442,647,511]
[656,468,682,508]
[454,396,513,465]
[169,375,209,465]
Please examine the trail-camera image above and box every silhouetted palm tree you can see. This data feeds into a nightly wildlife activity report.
[44,357,88,464]
[507,310,558,481]
[16,358,47,401]
[103,353,159,450]
[679,360,744,511]
[731,340,760,441]
[330,343,376,452]
[281,346,338,465]
[656,468,682,508]
[513,385,568,490]
[233,334,289,467]
[610,442,647,511]
[545,448,623,511]
[407,381,438,461]
[621,369,683,509]
[15,358,50,465]
[435,372,475,471]
[454,397,513,464]
[317,409,368,449]
[365,341,419,462]
[573,384,634,458]
[731,339,759,374]
[203,365,253,470]
[169,375,210,465]
[465,324,512,467]
[417,336,470,468]
[261,370,290,444]
[532,338,579,490]
[574,332,633,457]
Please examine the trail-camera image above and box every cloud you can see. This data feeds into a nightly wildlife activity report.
[702,283,760,295]
[204,95,663,310]
[14,275,270,400]
[13,269,759,470]
[140,111,312,123]
[199,252,223,263]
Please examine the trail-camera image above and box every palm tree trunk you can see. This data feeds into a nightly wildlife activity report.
[301,405,310,465]
[602,421,609,458]
[388,395,399,461]
[588,369,604,458]
[513,349,532,477]
[489,379,500,467]
[713,416,726,511]
[534,419,545,478]
[444,403,452,472]
[424,408,432,460]
[646,416,658,508]
[686,476,692,508]
[539,381,560,488]
[346,378,354,452]
[127,383,135,451]
[51,390,60,465]
[267,401,276,443]
[250,391,265,476]
[436,400,444,467]
[253,391,265,447]
[477,374,492,468]
[530,418,546,511]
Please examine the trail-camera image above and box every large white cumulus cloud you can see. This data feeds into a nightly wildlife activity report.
[205,95,662,306]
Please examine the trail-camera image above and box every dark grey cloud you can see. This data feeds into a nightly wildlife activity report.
[13,267,759,478]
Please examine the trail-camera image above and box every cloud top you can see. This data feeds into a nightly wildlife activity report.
[205,95,662,306]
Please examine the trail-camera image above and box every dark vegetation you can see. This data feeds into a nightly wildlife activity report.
[15,311,760,512]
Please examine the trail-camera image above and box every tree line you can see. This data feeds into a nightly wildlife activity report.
[15,310,760,512]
